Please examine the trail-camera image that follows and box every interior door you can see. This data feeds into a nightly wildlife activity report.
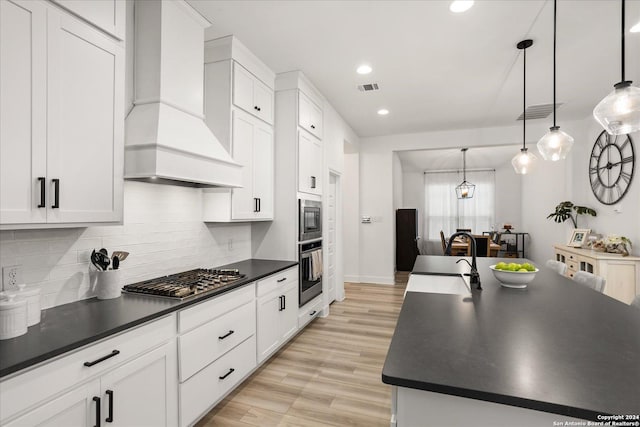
[0,0,47,225]
[46,12,124,223]
[327,174,337,303]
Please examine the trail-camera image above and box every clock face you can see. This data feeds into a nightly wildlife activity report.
[589,131,635,205]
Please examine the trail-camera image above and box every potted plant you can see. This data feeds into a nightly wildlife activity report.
[547,201,597,228]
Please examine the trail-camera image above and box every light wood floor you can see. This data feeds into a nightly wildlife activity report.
[196,275,408,427]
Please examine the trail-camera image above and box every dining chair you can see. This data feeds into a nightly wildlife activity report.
[472,235,491,257]
[545,259,567,276]
[440,230,448,255]
[631,295,640,310]
[572,271,606,293]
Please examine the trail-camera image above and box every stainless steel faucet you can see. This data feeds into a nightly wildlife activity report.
[445,232,482,290]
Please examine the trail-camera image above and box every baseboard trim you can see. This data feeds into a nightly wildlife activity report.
[358,276,395,286]
[344,275,360,283]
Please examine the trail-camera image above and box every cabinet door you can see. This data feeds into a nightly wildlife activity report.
[232,63,256,117]
[253,121,274,219]
[298,130,322,196]
[4,380,99,427]
[253,78,274,125]
[100,341,178,427]
[256,291,282,363]
[298,91,323,138]
[46,12,124,223]
[51,0,125,40]
[231,111,256,220]
[0,0,48,225]
[280,284,299,342]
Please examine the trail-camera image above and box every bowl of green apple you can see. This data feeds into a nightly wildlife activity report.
[489,262,538,288]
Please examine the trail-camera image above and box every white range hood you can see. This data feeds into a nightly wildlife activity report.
[125,0,241,187]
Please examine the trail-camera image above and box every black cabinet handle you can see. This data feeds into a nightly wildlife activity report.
[310,176,316,189]
[310,310,317,316]
[253,197,258,212]
[257,198,261,212]
[218,330,235,340]
[84,350,120,367]
[282,294,286,311]
[277,277,287,283]
[105,390,114,423]
[310,124,316,129]
[219,368,235,380]
[278,295,283,311]
[93,396,101,427]
[51,178,59,209]
[254,106,261,111]
[37,177,46,208]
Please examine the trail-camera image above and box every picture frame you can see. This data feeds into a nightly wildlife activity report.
[568,228,591,247]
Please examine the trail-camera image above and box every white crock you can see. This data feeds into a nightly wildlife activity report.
[0,294,28,340]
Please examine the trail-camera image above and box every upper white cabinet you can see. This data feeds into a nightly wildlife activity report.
[203,36,275,222]
[233,62,274,125]
[51,0,125,40]
[298,91,323,139]
[0,0,124,229]
[298,130,323,196]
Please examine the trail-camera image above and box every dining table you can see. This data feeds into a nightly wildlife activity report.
[450,237,501,256]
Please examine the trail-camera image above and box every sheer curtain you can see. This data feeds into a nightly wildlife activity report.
[423,170,495,249]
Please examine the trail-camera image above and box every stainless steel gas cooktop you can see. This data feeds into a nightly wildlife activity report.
[122,269,246,300]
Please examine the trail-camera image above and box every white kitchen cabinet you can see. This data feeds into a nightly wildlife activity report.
[298,129,323,196]
[298,91,323,139]
[554,245,640,303]
[51,0,125,40]
[203,39,275,223]
[233,62,274,125]
[0,316,177,426]
[0,0,124,229]
[256,268,299,363]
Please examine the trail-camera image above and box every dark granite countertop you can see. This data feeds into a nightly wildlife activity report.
[382,255,640,420]
[0,259,297,378]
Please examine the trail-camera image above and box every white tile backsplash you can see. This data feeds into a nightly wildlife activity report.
[0,182,251,309]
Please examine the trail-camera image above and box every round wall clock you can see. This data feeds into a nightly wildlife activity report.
[589,130,635,205]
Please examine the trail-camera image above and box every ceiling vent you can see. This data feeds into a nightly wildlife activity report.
[516,103,563,120]
[357,83,380,92]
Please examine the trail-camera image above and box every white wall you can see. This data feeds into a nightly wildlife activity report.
[0,182,251,309]
[402,172,424,253]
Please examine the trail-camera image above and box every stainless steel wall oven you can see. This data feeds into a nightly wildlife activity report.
[299,199,321,242]
[299,240,322,307]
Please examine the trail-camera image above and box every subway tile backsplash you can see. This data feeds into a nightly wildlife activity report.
[0,182,251,309]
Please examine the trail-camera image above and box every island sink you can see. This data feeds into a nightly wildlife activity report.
[405,273,471,297]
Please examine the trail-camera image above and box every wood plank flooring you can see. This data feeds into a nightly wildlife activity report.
[196,276,408,427]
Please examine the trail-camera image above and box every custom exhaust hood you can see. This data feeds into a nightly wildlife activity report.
[125,0,242,187]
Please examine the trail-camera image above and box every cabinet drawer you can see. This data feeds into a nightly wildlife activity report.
[178,283,255,333]
[180,335,256,427]
[298,91,323,138]
[0,314,175,422]
[256,267,298,297]
[566,261,577,272]
[298,295,321,330]
[179,300,255,382]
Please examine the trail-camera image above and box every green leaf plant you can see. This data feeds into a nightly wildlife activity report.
[547,201,597,228]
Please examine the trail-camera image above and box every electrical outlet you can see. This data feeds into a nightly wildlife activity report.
[2,265,22,291]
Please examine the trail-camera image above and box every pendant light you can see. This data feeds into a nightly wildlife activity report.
[512,39,538,175]
[537,0,574,161]
[455,148,475,199]
[593,0,640,135]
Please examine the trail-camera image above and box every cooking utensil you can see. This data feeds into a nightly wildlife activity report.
[112,256,120,270]
[112,251,129,262]
[99,248,108,256]
[91,250,104,271]
[95,252,110,271]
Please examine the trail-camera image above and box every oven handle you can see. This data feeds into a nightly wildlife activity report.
[300,247,322,255]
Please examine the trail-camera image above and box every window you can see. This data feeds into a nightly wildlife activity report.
[424,170,495,240]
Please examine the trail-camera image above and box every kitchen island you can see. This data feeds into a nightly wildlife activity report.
[382,256,640,426]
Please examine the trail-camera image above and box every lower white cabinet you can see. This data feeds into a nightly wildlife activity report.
[0,316,178,427]
[257,280,298,363]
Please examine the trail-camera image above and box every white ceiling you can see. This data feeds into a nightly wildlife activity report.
[188,0,640,138]
[397,144,519,172]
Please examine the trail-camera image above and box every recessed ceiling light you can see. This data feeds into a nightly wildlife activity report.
[450,1,474,13]
[377,109,389,116]
[631,22,640,33]
[357,64,372,75]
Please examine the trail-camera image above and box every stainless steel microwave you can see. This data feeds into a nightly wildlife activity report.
[299,199,321,242]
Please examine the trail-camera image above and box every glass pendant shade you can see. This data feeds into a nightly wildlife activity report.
[511,148,538,175]
[456,181,475,199]
[593,81,640,135]
[537,126,575,161]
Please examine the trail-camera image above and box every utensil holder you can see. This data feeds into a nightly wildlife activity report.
[96,270,122,300]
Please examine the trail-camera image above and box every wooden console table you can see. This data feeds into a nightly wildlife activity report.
[553,244,640,304]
